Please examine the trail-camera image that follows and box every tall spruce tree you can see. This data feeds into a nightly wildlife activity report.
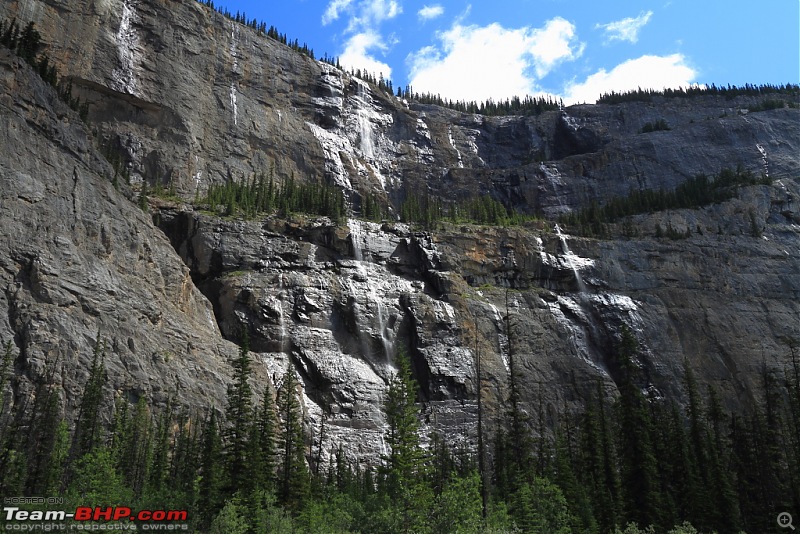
[704,385,741,532]
[581,381,621,533]
[382,347,430,531]
[22,358,65,495]
[225,331,254,491]
[614,325,664,529]
[276,361,310,510]
[72,339,108,461]
[147,400,173,498]
[0,341,13,421]
[198,410,225,530]
[250,384,277,496]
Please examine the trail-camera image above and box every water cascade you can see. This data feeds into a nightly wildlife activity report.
[488,303,510,372]
[756,143,769,177]
[230,84,238,126]
[353,81,375,159]
[541,163,569,217]
[276,274,287,353]
[111,0,141,96]
[448,126,464,168]
[554,224,588,295]
[229,24,240,126]
[349,220,394,361]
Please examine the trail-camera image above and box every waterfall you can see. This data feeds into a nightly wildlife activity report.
[229,24,240,126]
[554,224,588,294]
[488,303,510,373]
[230,83,238,126]
[541,163,569,216]
[349,219,394,361]
[756,143,769,178]
[448,126,464,168]
[111,0,141,96]
[276,274,287,353]
[193,155,202,189]
[353,82,375,159]
[357,112,375,158]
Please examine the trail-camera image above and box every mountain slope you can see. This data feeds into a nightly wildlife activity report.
[0,0,798,468]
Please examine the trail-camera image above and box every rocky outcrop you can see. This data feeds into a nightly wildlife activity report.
[158,194,800,463]
[0,49,246,423]
[2,0,798,216]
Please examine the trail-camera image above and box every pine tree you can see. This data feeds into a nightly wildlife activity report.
[67,448,132,508]
[614,325,664,529]
[472,313,488,519]
[510,476,573,534]
[581,381,621,533]
[72,339,108,461]
[115,396,152,497]
[251,384,277,495]
[784,338,800,517]
[0,341,26,495]
[552,424,596,532]
[704,386,741,532]
[198,410,225,530]
[382,347,430,531]
[170,410,201,513]
[682,364,711,527]
[276,361,310,510]
[0,341,13,420]
[23,360,66,495]
[498,289,533,494]
[147,400,172,497]
[225,331,254,491]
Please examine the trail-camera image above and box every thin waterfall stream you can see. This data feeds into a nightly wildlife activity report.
[554,224,589,295]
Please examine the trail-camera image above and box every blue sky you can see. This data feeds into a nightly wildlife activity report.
[212,0,799,104]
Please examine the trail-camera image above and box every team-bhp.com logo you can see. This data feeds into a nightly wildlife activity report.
[3,505,189,530]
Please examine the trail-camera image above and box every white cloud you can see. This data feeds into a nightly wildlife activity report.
[529,17,586,77]
[359,0,402,25]
[563,53,697,105]
[328,0,402,77]
[596,11,653,44]
[407,19,583,103]
[322,0,353,25]
[418,5,444,21]
[340,31,393,78]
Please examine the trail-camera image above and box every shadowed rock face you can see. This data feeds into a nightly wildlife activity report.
[0,49,242,423]
[1,0,799,466]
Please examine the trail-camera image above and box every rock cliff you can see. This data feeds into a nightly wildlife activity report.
[1,0,799,465]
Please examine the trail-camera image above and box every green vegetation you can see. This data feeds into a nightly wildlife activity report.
[400,190,535,228]
[0,18,89,120]
[1,333,799,532]
[597,82,800,104]
[398,89,563,117]
[654,222,692,240]
[359,191,389,222]
[200,172,346,221]
[560,166,769,237]
[747,98,789,113]
[640,119,670,133]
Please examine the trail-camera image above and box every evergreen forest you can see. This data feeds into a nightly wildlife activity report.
[1,329,798,533]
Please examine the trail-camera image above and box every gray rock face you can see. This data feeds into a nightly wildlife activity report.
[158,200,799,465]
[0,49,244,423]
[1,0,799,468]
[3,0,798,213]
